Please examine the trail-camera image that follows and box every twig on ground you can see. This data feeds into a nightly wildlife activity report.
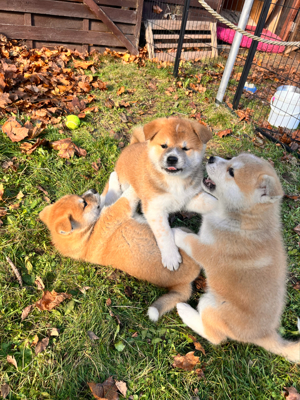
[6,256,23,287]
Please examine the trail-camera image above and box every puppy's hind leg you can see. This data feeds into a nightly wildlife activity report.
[148,283,193,322]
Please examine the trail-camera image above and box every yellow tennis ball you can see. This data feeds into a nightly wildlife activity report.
[65,115,80,130]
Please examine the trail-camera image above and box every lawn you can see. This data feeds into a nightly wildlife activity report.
[0,53,300,400]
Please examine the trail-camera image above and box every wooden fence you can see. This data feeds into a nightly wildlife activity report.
[0,0,144,54]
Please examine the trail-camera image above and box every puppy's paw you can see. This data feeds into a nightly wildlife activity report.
[148,306,159,322]
[161,247,182,271]
[177,302,197,324]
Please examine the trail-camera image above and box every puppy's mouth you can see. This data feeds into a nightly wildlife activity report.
[164,166,183,173]
[202,177,216,191]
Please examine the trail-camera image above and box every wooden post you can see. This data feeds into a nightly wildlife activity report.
[24,13,33,48]
[83,0,138,55]
[82,19,89,53]
[210,22,218,58]
[145,21,154,59]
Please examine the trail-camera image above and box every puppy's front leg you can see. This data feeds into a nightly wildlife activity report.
[102,171,123,207]
[186,192,217,215]
[144,204,181,271]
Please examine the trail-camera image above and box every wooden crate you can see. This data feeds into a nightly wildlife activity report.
[145,19,218,61]
[0,0,144,54]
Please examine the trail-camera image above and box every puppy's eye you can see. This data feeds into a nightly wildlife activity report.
[182,146,189,151]
[161,144,168,149]
[82,199,88,209]
[228,167,234,177]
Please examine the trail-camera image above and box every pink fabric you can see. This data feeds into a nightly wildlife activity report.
[217,24,285,53]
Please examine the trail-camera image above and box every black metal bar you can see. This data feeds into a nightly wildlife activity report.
[173,0,191,78]
[255,127,300,159]
[232,0,273,110]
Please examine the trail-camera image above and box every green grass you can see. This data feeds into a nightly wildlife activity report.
[0,56,300,400]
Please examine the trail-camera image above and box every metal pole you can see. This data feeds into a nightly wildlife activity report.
[215,0,255,105]
[232,0,273,109]
[173,0,191,78]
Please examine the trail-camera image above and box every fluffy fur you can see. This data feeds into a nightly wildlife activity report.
[39,172,211,321]
[173,153,300,363]
[109,117,212,271]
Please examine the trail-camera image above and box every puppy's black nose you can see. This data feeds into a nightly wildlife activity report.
[90,188,97,194]
[167,156,178,165]
[208,156,215,164]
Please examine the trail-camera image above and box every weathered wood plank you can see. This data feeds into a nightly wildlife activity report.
[33,15,83,30]
[83,0,138,54]
[82,18,89,52]
[90,20,135,34]
[0,23,135,47]
[153,34,211,39]
[55,0,138,8]
[35,41,84,51]
[147,20,211,31]
[0,11,24,25]
[153,50,212,61]
[154,42,212,48]
[24,13,33,48]
[210,22,218,58]
[134,0,143,47]
[0,0,137,24]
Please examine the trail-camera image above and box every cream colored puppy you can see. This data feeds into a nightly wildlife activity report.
[173,153,300,363]
[113,117,212,271]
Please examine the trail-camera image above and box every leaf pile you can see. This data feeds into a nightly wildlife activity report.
[88,377,127,400]
[0,34,106,122]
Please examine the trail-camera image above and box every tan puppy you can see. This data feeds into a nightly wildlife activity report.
[114,117,212,271]
[173,153,300,363]
[39,172,209,321]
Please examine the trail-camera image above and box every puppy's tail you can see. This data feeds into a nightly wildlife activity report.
[130,126,145,144]
[148,283,193,323]
[252,333,300,363]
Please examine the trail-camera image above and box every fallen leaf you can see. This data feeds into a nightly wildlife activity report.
[188,335,206,355]
[124,286,133,298]
[2,118,29,142]
[21,304,34,320]
[87,331,100,341]
[35,337,49,355]
[51,138,87,159]
[7,355,17,369]
[117,86,125,96]
[35,276,45,291]
[119,113,128,123]
[20,138,50,155]
[153,5,163,13]
[194,275,207,291]
[0,93,12,108]
[0,183,3,200]
[284,387,300,400]
[105,98,115,109]
[195,368,205,378]
[293,225,300,235]
[35,290,72,311]
[88,377,119,400]
[0,207,7,217]
[115,381,127,397]
[106,298,112,306]
[72,59,95,70]
[49,327,60,336]
[31,335,39,347]
[1,383,10,399]
[172,351,200,371]
[79,286,91,293]
[216,129,232,138]
[131,332,138,337]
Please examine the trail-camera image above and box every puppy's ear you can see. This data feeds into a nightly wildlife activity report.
[189,120,212,144]
[39,205,53,227]
[257,174,283,203]
[143,118,166,140]
[54,215,73,235]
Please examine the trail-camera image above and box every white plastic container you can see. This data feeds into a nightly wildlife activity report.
[268,85,300,130]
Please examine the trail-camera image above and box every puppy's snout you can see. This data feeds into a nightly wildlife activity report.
[208,156,215,164]
[167,156,178,166]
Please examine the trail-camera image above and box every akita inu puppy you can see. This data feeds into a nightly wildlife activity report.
[174,153,300,363]
[39,172,212,321]
[111,117,212,271]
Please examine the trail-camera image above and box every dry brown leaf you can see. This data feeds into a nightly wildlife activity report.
[105,98,115,109]
[7,355,17,369]
[294,225,300,235]
[2,118,29,142]
[194,275,207,291]
[31,334,39,347]
[87,331,100,341]
[115,381,127,397]
[284,387,300,400]
[188,335,206,355]
[0,93,12,108]
[35,290,72,311]
[51,138,87,159]
[0,207,7,217]
[21,304,34,321]
[35,276,45,291]
[216,129,232,138]
[1,383,10,399]
[88,377,119,400]
[49,327,60,336]
[195,368,205,378]
[172,351,200,371]
[106,298,112,306]
[117,86,125,96]
[153,5,163,13]
[72,59,95,70]
[20,138,50,155]
[35,337,49,355]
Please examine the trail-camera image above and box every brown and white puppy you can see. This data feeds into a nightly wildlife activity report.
[112,117,212,271]
[39,172,209,321]
[173,153,300,363]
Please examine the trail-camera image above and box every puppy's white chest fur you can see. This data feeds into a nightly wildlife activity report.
[163,177,199,212]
